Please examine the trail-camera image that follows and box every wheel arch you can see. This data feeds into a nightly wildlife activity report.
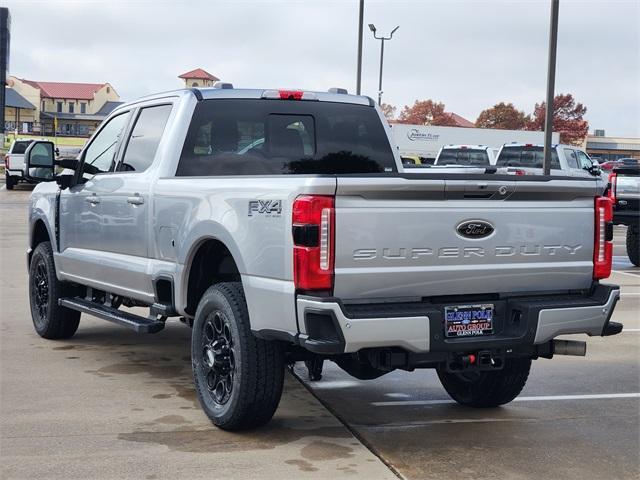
[29,218,53,266]
[182,237,243,317]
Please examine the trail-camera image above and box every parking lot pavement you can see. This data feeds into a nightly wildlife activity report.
[296,233,640,480]
[2,185,638,480]
[0,187,397,480]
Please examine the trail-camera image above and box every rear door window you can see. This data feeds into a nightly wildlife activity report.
[437,149,489,166]
[496,146,560,169]
[118,104,172,173]
[176,99,396,176]
[564,148,579,169]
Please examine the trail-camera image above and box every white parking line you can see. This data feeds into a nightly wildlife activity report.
[372,392,640,407]
[613,270,640,278]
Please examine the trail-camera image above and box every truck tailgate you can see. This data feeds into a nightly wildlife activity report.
[333,177,599,300]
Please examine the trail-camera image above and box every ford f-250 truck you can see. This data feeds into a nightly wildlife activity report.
[24,86,622,430]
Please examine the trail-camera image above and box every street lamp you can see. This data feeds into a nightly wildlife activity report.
[369,23,399,105]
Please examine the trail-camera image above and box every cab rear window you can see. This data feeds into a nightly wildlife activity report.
[11,141,33,154]
[437,149,489,166]
[176,99,396,176]
[496,146,560,169]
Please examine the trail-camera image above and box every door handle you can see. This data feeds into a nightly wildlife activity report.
[85,195,100,205]
[127,195,144,206]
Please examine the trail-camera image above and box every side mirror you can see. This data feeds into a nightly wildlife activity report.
[586,161,601,176]
[54,157,79,189]
[24,141,55,182]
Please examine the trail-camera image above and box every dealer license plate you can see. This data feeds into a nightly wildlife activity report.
[444,304,494,338]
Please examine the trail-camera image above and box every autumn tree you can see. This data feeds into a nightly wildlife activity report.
[380,103,397,120]
[475,102,529,130]
[397,99,458,126]
[527,93,588,145]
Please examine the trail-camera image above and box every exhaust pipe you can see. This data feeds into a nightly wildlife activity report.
[553,339,587,356]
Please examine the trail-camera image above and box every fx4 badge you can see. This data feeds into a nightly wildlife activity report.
[456,220,494,239]
[248,200,282,217]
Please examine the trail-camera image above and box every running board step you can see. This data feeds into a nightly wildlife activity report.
[59,298,165,333]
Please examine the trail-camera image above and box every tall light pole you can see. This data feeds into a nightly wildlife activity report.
[356,0,364,95]
[542,0,559,176]
[369,24,399,105]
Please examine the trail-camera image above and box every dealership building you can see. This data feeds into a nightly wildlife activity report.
[585,130,640,162]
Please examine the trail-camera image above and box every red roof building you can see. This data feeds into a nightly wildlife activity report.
[7,75,122,137]
[447,112,475,128]
[178,68,220,87]
[21,80,115,100]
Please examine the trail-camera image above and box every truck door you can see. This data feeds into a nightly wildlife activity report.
[58,111,132,282]
[97,103,173,297]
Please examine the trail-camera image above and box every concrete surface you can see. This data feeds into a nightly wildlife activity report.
[296,235,640,479]
[0,185,397,480]
[2,182,638,480]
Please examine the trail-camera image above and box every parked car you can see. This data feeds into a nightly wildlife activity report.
[434,144,496,166]
[4,138,34,189]
[608,165,640,266]
[24,86,622,431]
[4,138,55,189]
[600,158,639,173]
[495,143,599,177]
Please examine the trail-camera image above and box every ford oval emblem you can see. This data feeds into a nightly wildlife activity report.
[456,220,494,239]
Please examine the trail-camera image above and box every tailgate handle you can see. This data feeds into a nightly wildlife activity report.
[464,192,493,199]
[85,195,100,205]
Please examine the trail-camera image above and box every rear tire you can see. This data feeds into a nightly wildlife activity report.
[29,241,80,339]
[627,225,639,267]
[5,174,15,190]
[437,358,531,407]
[191,282,284,430]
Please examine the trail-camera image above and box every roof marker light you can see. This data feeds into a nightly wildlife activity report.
[279,90,304,100]
[261,90,318,101]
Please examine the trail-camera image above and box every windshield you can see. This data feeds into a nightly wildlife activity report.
[11,141,33,154]
[436,149,489,166]
[496,146,560,169]
[177,99,397,176]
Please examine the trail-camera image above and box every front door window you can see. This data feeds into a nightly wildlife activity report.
[81,112,131,180]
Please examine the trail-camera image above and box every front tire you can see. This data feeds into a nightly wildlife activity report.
[627,225,639,266]
[437,358,531,407]
[191,282,284,430]
[29,241,80,339]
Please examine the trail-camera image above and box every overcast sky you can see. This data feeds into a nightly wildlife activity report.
[6,0,640,136]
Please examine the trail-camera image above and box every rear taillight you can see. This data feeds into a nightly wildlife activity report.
[607,172,617,203]
[512,168,526,176]
[292,195,335,292]
[593,196,613,280]
[4,154,8,169]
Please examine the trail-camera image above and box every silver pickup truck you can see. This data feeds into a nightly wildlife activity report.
[24,86,622,431]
